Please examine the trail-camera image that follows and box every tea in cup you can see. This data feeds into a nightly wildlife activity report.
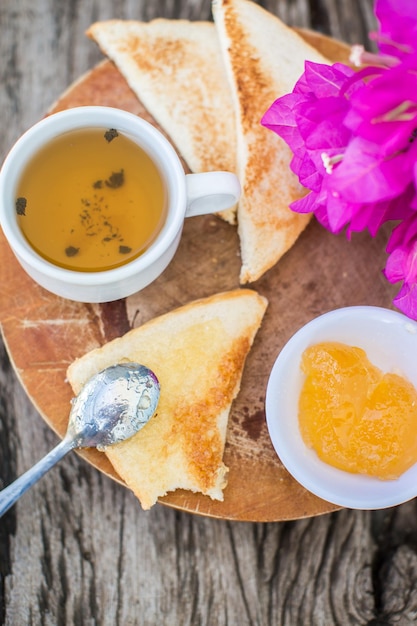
[0,106,240,302]
[16,126,167,273]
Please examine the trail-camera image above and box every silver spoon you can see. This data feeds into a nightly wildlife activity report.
[0,362,160,517]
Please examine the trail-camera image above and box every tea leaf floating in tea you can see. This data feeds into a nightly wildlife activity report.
[105,169,124,189]
[65,246,80,258]
[119,245,132,254]
[104,128,119,143]
[93,168,125,190]
[15,197,27,216]
[16,128,167,272]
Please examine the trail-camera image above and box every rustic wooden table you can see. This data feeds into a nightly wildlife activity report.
[1,1,416,624]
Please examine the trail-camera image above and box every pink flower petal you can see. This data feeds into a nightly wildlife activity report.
[290,190,319,214]
[392,283,417,320]
[302,62,355,97]
[291,154,323,191]
[384,247,408,282]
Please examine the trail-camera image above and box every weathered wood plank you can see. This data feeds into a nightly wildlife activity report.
[2,0,416,624]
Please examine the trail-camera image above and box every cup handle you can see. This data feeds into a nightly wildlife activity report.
[185,172,241,217]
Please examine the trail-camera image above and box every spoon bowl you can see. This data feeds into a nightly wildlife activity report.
[68,362,160,449]
[0,362,160,516]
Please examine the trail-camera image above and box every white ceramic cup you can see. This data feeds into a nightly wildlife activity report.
[0,106,241,303]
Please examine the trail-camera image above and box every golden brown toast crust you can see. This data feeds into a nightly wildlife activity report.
[213,0,329,283]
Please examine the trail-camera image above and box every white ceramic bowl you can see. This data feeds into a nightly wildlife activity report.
[265,306,417,510]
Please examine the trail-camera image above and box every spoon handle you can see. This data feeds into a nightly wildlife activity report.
[0,437,75,517]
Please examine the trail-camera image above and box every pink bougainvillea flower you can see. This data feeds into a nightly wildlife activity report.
[262,59,417,237]
[261,0,417,318]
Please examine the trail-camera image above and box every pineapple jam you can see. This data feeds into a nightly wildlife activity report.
[298,342,417,480]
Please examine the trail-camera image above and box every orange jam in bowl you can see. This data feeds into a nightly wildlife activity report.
[265,306,417,509]
[299,342,417,480]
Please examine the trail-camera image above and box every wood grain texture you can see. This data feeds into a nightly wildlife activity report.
[3,0,417,624]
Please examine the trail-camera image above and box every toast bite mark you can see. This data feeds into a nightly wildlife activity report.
[67,289,267,509]
[87,18,237,224]
[212,0,329,283]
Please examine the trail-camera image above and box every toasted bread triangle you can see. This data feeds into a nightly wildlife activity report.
[67,289,267,509]
[87,18,237,224]
[212,0,329,283]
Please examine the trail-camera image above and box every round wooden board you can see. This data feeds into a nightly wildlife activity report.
[0,32,399,521]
